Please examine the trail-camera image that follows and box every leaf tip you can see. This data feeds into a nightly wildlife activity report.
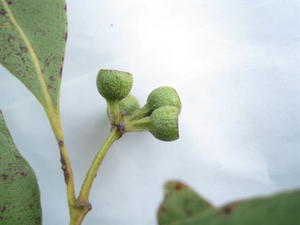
[164,180,187,193]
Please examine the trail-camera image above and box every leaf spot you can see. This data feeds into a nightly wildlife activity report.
[35,216,41,223]
[0,9,6,16]
[7,35,15,42]
[174,182,185,191]
[59,65,63,78]
[1,174,9,180]
[19,45,28,53]
[159,206,166,213]
[0,206,6,213]
[19,171,27,177]
[222,206,233,214]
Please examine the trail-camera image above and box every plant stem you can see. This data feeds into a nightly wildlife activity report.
[69,206,91,225]
[45,105,101,225]
[79,128,121,201]
[45,107,76,212]
[67,127,120,225]
[125,116,151,132]
[46,106,121,225]
[128,104,151,121]
[107,100,120,122]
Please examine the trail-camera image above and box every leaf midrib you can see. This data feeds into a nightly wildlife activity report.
[1,0,55,109]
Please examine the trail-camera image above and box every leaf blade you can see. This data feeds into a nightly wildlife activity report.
[0,111,42,225]
[158,181,300,225]
[158,181,214,225]
[0,0,67,110]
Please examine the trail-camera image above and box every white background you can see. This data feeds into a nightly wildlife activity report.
[1,0,300,224]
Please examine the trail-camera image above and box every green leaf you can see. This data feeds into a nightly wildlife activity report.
[0,111,42,225]
[0,0,67,110]
[158,181,214,225]
[158,181,300,225]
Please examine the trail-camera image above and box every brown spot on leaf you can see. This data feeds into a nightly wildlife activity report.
[19,172,27,177]
[20,45,28,53]
[6,0,12,4]
[44,55,56,67]
[221,201,241,215]
[45,61,50,67]
[35,216,41,223]
[1,174,9,180]
[159,206,166,213]
[0,9,6,16]
[28,203,33,209]
[49,76,54,81]
[7,35,15,42]
[64,32,68,41]
[14,154,21,159]
[47,84,53,89]
[174,182,185,191]
[59,65,63,78]
[222,206,233,214]
[0,206,6,213]
[64,4,67,11]
[184,208,193,216]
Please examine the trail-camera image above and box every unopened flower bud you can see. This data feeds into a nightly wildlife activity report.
[120,95,140,115]
[147,86,181,112]
[97,69,133,100]
[150,106,180,141]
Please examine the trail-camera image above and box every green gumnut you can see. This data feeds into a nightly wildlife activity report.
[128,86,181,121]
[147,86,181,112]
[120,95,140,115]
[150,106,180,141]
[97,69,133,100]
[106,95,139,119]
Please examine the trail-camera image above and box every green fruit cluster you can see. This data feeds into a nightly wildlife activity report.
[96,69,181,141]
